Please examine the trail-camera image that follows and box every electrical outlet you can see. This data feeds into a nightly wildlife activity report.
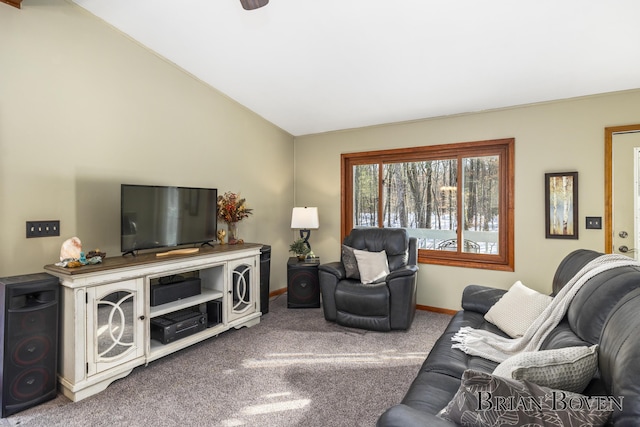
[586,217,602,230]
[26,220,60,238]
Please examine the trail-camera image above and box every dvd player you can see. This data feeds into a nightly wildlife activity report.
[150,308,207,344]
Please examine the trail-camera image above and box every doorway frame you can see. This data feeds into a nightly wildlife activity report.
[605,124,640,253]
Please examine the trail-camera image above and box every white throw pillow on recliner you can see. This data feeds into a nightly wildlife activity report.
[484,280,553,338]
[353,249,390,284]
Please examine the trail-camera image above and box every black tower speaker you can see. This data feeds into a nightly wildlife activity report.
[0,273,59,418]
[287,260,320,308]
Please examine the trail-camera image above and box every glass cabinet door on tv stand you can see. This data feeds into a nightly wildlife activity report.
[227,257,258,324]
[86,279,145,376]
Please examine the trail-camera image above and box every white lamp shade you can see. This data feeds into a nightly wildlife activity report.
[291,207,319,229]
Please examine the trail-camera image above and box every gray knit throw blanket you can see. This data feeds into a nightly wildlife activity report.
[451,254,640,363]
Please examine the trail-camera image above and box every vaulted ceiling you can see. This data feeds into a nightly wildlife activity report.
[72,0,640,136]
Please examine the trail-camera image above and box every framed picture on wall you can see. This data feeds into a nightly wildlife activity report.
[545,172,578,239]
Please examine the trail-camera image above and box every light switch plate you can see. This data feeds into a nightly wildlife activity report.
[586,217,602,230]
[26,220,60,238]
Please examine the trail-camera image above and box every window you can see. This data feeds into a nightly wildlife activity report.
[341,138,514,271]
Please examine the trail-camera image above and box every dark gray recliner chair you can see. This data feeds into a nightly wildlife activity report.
[318,228,418,331]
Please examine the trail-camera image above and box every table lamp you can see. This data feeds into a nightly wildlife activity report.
[291,207,319,249]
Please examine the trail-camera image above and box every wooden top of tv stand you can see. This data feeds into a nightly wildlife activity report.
[44,243,264,276]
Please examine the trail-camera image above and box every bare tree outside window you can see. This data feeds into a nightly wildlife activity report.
[358,158,497,254]
[343,139,514,271]
[353,163,379,227]
[462,156,499,254]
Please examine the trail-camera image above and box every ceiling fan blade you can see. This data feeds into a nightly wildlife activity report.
[240,0,269,10]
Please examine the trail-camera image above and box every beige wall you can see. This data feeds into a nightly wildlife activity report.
[0,1,294,291]
[3,2,639,311]
[294,90,640,310]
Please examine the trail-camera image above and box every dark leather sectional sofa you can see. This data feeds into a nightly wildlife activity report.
[377,249,640,426]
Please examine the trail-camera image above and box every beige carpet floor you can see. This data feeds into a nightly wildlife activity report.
[2,294,452,427]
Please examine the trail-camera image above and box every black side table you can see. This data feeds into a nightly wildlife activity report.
[287,257,321,308]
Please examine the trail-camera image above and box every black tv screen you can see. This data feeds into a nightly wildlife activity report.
[121,184,218,254]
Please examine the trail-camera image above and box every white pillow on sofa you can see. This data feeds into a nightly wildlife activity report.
[493,345,598,393]
[484,280,553,338]
[353,249,390,284]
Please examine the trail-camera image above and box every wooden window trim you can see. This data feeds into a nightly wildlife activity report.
[341,138,515,271]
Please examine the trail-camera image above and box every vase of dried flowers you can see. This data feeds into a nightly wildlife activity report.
[217,192,253,244]
[227,222,239,244]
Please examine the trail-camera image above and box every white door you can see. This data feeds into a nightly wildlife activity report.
[613,132,640,259]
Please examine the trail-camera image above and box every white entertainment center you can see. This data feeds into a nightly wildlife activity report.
[44,243,262,402]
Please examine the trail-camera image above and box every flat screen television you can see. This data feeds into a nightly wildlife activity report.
[121,184,218,255]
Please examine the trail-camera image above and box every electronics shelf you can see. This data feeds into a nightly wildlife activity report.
[45,243,262,402]
[148,320,226,361]
[149,288,224,318]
